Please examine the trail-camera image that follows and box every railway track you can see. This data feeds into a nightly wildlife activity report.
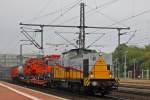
[4,80,150,100]
[118,87,150,96]
[4,80,125,100]
[119,84,150,90]
[110,86,150,100]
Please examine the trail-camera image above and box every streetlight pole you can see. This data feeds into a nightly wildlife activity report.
[19,43,32,67]
[40,26,44,55]
[133,58,136,79]
[118,29,121,46]
[115,58,118,78]
[20,44,23,67]
[117,29,130,79]
[124,51,128,80]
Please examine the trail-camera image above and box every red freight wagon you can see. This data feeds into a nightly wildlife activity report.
[11,66,18,78]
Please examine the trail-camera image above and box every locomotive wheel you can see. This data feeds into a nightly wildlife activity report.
[71,84,80,93]
[100,92,105,97]
[100,91,109,97]
[83,87,94,96]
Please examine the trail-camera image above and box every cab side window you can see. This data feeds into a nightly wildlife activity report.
[107,64,110,70]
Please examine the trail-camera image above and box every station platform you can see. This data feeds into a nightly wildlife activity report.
[0,81,67,100]
[119,79,150,89]
[120,79,150,85]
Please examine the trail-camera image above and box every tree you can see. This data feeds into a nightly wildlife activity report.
[113,44,150,77]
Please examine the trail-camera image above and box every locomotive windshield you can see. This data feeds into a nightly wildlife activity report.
[47,58,60,66]
[44,55,61,66]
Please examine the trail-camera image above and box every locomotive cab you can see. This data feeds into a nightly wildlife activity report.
[60,49,118,95]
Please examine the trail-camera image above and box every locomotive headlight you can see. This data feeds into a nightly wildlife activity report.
[90,72,94,78]
[92,81,98,86]
[90,74,94,78]
[109,74,112,78]
[109,72,113,78]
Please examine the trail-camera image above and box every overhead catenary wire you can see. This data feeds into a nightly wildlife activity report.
[21,31,40,49]
[125,30,150,45]
[42,0,81,44]
[20,0,131,55]
[28,0,82,43]
[60,0,119,25]
[21,28,41,49]
[86,5,127,27]
[46,43,74,46]
[23,0,81,23]
[50,0,81,24]
[129,35,150,44]
[35,0,54,19]
[22,27,41,31]
[94,0,98,9]
[53,31,106,35]
[128,40,150,45]
[46,42,73,52]
[86,7,150,46]
[21,26,42,42]
[87,33,106,48]
[125,30,136,44]
[54,31,78,48]
[20,0,150,52]
[60,1,150,47]
[1,0,149,54]
[85,0,119,13]
[109,8,150,26]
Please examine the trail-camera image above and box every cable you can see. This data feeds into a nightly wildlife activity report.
[32,32,37,40]
[54,31,78,48]
[86,0,119,13]
[125,31,136,44]
[21,28,41,49]
[36,0,54,18]
[50,1,81,24]
[127,33,150,45]
[109,9,150,26]
[60,15,79,25]
[22,27,41,31]
[128,41,150,45]
[60,0,119,25]
[94,0,98,9]
[87,33,105,48]
[23,0,81,23]
[132,35,150,43]
[86,5,127,27]
[51,31,79,34]
[86,8,150,39]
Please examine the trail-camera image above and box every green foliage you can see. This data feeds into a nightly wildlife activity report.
[113,44,150,72]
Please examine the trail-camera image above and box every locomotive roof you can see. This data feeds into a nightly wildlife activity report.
[62,48,97,55]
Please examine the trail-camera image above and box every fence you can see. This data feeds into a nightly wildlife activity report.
[0,54,40,80]
[126,69,150,79]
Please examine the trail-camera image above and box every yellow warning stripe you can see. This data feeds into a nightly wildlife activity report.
[84,78,90,86]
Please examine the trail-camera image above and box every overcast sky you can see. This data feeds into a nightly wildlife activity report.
[0,0,150,55]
